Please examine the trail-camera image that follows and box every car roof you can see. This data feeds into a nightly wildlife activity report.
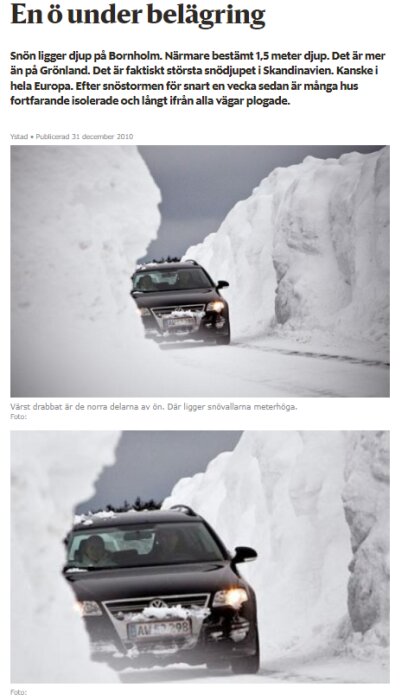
[72,508,202,532]
[134,261,202,273]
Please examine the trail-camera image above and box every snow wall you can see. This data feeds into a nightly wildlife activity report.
[343,433,390,656]
[11,146,161,396]
[185,148,389,358]
[11,432,120,682]
[163,431,390,659]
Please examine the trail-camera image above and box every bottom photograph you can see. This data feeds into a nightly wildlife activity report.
[10,430,390,684]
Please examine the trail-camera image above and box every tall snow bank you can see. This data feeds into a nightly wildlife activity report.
[185,148,389,358]
[163,432,351,654]
[342,432,390,655]
[11,432,120,682]
[11,146,162,395]
[163,431,389,659]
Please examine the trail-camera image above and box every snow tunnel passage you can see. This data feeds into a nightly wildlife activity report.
[11,146,389,398]
[11,431,389,682]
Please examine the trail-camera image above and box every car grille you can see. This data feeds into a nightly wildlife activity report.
[151,304,205,331]
[105,593,211,619]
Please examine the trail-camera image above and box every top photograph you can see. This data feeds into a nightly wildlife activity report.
[10,144,389,397]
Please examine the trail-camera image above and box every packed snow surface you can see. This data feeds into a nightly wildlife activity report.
[185,148,389,361]
[163,431,390,671]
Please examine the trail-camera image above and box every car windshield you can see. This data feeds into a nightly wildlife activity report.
[132,267,213,293]
[66,522,225,569]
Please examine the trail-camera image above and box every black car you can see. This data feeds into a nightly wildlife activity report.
[130,260,231,344]
[64,506,259,674]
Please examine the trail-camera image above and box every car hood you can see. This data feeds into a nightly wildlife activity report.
[65,560,242,601]
[134,288,222,309]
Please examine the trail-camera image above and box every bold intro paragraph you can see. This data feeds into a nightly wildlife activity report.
[9,48,386,110]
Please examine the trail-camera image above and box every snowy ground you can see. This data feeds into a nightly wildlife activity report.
[119,654,389,684]
[159,338,389,397]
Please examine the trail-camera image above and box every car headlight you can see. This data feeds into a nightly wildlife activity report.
[213,588,248,610]
[206,300,225,313]
[74,600,103,617]
[137,307,152,317]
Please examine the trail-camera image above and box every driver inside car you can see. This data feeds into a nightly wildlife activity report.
[80,535,115,567]
[176,270,194,288]
[155,528,189,561]
[137,274,155,291]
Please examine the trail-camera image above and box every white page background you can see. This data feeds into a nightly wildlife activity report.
[2,1,404,698]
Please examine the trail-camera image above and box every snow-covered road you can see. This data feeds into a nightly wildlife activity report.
[119,655,389,683]
[160,341,389,397]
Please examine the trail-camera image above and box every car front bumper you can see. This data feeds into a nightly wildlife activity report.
[140,310,229,341]
[83,606,257,667]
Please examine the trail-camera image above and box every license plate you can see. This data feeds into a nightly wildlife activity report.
[128,619,192,639]
[166,317,195,328]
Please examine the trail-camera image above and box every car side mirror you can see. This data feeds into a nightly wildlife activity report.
[233,546,257,564]
[130,289,141,298]
[217,280,229,289]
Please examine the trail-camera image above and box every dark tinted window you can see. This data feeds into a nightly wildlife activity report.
[133,268,212,293]
[66,522,224,569]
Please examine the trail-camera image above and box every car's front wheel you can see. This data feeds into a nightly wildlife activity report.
[230,630,260,675]
[215,328,231,345]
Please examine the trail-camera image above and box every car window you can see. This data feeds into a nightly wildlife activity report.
[132,268,213,292]
[66,522,224,569]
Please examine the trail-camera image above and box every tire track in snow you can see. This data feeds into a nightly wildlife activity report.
[236,342,389,369]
